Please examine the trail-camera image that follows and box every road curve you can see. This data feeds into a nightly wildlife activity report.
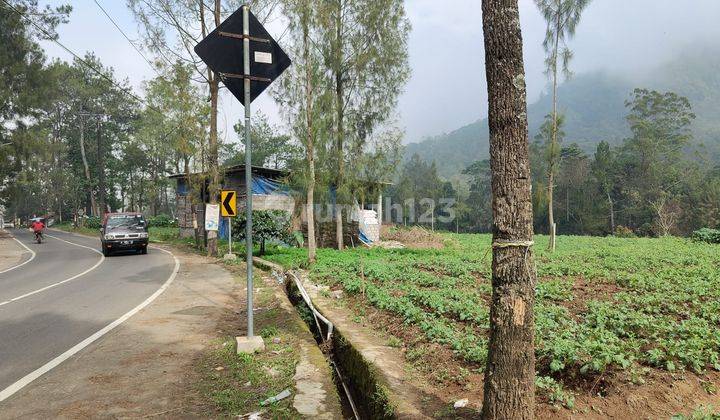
[0,228,178,402]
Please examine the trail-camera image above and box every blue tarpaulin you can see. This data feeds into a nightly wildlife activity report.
[359,230,372,245]
[219,216,230,240]
[252,176,289,195]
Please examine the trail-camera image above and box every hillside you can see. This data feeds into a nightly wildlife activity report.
[405,48,720,178]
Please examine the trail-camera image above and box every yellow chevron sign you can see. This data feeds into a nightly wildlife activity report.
[221,190,237,217]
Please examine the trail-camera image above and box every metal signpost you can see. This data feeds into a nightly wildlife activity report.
[195,4,290,352]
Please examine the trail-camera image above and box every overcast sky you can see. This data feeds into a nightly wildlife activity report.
[41,0,720,145]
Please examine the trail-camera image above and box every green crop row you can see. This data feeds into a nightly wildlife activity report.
[264,233,720,391]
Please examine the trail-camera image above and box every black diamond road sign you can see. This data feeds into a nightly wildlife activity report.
[194,7,291,105]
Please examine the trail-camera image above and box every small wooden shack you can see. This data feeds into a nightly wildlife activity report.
[169,164,295,239]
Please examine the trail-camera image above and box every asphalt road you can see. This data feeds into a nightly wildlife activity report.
[0,228,177,403]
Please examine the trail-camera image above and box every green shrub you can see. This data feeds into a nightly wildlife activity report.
[232,210,292,255]
[82,216,102,229]
[148,214,177,228]
[613,225,636,238]
[691,228,720,244]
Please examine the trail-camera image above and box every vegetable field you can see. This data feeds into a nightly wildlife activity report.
[265,233,720,403]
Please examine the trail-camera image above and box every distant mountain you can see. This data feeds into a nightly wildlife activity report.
[404,47,720,178]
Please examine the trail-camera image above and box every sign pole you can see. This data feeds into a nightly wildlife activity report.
[194,3,290,353]
[243,4,254,339]
[228,217,232,255]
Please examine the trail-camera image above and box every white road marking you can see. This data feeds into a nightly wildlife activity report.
[0,234,105,307]
[0,246,180,403]
[0,234,37,275]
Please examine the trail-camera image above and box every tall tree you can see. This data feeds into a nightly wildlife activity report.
[591,140,616,232]
[535,0,590,251]
[133,62,207,216]
[557,143,588,226]
[618,88,695,234]
[275,0,327,262]
[481,0,537,418]
[128,0,276,255]
[0,0,70,211]
[231,112,298,169]
[318,0,410,250]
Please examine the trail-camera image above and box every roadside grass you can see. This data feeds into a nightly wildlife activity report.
[52,222,98,237]
[197,280,302,418]
[262,232,720,405]
[198,334,299,419]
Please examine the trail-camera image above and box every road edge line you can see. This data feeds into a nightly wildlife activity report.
[0,248,181,403]
[0,235,106,307]
[0,234,37,275]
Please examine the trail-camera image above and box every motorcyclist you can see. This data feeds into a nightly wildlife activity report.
[31,218,45,242]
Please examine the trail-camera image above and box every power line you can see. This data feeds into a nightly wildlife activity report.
[92,0,160,76]
[0,0,158,114]
[2,0,204,149]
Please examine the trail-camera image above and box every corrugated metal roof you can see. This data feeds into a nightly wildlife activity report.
[167,164,288,180]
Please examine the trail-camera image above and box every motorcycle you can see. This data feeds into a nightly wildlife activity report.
[34,230,43,244]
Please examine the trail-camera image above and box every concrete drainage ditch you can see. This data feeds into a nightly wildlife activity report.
[258,255,430,419]
[261,263,396,419]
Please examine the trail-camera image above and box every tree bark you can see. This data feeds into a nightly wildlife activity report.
[334,0,345,251]
[548,5,561,252]
[79,116,96,216]
[205,0,222,257]
[480,1,537,419]
[303,11,317,263]
[607,192,615,233]
[96,120,106,214]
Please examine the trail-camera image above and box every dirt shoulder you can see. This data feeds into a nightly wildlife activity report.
[0,231,29,272]
[1,242,342,419]
[1,248,235,418]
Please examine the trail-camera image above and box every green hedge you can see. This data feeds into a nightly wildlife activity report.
[691,228,720,244]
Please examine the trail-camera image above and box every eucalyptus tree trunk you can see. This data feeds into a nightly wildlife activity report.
[203,0,221,257]
[480,0,537,418]
[548,9,560,252]
[303,15,318,263]
[96,120,106,214]
[333,1,345,251]
[79,117,96,216]
[607,192,615,233]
